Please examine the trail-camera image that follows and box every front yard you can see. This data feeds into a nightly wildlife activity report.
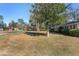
[0,31,79,55]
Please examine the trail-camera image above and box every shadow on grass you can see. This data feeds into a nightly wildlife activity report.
[7,31,22,35]
[25,31,46,36]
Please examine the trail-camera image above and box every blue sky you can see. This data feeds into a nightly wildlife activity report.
[0,3,79,25]
[0,3,32,25]
[71,3,79,9]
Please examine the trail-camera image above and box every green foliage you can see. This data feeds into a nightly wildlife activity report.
[0,15,4,26]
[63,28,70,35]
[3,23,8,30]
[58,26,64,33]
[0,15,3,20]
[59,29,79,37]
[69,29,79,37]
[18,19,26,30]
[11,20,16,28]
[30,3,70,31]
[18,19,25,24]
[9,20,17,30]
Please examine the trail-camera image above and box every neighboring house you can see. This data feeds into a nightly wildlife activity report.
[50,21,79,32]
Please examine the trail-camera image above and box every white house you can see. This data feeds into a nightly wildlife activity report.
[50,21,79,32]
[63,21,79,30]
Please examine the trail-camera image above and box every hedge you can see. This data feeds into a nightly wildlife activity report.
[69,29,79,37]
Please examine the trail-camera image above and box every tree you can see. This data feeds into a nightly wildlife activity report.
[0,15,4,30]
[0,15,4,25]
[8,20,17,31]
[18,19,25,24]
[30,3,70,37]
[0,15,7,31]
[29,15,39,31]
[30,13,38,31]
[11,20,15,29]
[0,15,3,20]
[18,19,25,30]
[3,23,7,30]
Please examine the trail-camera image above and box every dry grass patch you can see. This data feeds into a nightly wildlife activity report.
[0,32,79,55]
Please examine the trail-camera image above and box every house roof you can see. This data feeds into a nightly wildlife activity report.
[65,21,79,25]
[50,20,79,28]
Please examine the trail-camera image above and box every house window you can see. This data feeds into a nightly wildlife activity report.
[75,24,77,29]
[70,25,72,29]
[64,26,66,29]
[73,25,76,29]
[67,26,68,29]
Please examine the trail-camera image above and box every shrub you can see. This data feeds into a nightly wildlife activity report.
[58,27,64,33]
[63,28,70,35]
[69,29,79,37]
[49,28,54,32]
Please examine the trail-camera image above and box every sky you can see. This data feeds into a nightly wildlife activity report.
[0,3,32,25]
[0,3,79,25]
[71,3,79,9]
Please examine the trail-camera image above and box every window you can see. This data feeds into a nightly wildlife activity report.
[70,25,72,29]
[73,25,76,29]
[64,26,66,29]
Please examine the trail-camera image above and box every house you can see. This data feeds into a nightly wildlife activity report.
[63,21,79,30]
[50,21,79,32]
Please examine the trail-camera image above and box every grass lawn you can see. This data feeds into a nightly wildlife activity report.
[0,31,79,55]
[0,35,6,40]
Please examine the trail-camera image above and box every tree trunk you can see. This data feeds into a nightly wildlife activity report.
[36,22,40,31]
[47,26,49,37]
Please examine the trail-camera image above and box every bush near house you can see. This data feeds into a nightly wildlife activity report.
[62,29,70,35]
[56,27,70,35]
[61,29,79,37]
[69,29,79,37]
[56,27,79,37]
